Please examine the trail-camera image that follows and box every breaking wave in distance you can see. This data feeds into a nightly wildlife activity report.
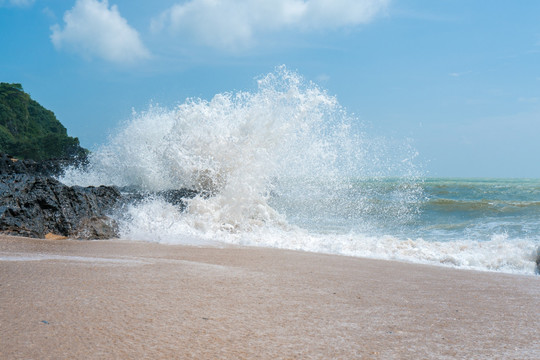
[61,66,539,275]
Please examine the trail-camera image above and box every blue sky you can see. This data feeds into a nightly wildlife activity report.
[1,0,539,177]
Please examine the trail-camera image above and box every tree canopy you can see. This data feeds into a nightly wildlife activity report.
[0,82,88,160]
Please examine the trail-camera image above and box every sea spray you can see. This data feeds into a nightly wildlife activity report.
[61,66,539,274]
[62,66,422,234]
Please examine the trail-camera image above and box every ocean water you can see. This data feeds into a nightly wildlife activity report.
[61,67,539,275]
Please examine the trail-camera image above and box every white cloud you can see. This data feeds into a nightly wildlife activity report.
[151,0,389,51]
[42,7,56,20]
[51,0,150,64]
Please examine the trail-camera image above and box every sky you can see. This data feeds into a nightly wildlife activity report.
[1,0,539,178]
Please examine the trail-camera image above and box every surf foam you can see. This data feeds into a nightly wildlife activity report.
[61,66,537,275]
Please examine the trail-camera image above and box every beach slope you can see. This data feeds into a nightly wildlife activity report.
[1,235,538,359]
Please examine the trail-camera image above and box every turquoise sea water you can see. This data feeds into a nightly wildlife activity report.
[264,177,539,274]
[415,178,540,242]
[290,177,540,242]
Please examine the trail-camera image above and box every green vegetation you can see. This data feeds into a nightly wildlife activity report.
[0,82,88,160]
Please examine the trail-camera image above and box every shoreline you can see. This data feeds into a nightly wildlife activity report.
[1,235,539,358]
[3,233,537,277]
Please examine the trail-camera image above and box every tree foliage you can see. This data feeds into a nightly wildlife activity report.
[0,82,88,160]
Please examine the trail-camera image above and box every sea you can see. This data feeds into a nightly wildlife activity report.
[61,67,540,275]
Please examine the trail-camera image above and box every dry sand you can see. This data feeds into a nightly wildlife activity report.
[0,235,538,359]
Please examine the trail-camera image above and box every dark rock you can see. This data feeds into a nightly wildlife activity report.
[0,153,198,240]
[0,174,121,238]
[535,247,540,275]
[0,153,86,177]
[157,189,198,210]
[118,187,199,212]
[74,216,119,240]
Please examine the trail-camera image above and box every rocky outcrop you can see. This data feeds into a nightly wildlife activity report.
[0,154,198,240]
[0,153,85,177]
[0,174,121,239]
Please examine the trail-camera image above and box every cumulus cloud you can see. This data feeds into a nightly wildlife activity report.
[151,0,389,50]
[51,0,150,64]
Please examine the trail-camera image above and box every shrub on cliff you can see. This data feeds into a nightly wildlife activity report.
[0,82,88,160]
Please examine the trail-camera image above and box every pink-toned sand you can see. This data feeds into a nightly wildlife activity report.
[0,235,538,359]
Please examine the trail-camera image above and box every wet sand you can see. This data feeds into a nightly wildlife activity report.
[1,235,539,359]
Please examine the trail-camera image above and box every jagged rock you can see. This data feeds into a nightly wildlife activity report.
[0,153,86,177]
[118,187,199,212]
[0,174,121,238]
[157,189,199,210]
[0,153,198,240]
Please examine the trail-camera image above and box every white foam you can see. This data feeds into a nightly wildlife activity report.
[117,196,537,274]
[59,66,538,275]
[0,252,146,264]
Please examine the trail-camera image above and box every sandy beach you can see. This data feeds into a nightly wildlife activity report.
[0,235,538,359]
